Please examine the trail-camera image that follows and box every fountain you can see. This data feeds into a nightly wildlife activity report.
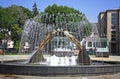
[26,27,91,65]
[46,55,76,66]
[0,13,120,76]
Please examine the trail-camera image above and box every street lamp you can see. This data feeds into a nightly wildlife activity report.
[0,29,8,55]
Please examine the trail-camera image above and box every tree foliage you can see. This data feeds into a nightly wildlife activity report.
[38,4,86,24]
[32,2,39,17]
[45,4,80,14]
[0,32,4,40]
[11,24,22,41]
[0,6,15,28]
[6,5,32,28]
[35,4,92,37]
[0,5,32,43]
[0,4,92,48]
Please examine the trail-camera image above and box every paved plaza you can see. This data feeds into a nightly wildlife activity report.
[1,55,120,63]
[0,73,120,79]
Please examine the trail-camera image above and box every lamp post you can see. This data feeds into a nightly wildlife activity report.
[0,29,8,55]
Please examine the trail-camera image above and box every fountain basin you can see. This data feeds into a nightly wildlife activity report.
[0,63,120,76]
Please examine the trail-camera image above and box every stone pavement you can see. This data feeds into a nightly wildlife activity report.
[0,55,120,63]
[90,55,120,62]
[0,73,120,79]
[0,55,29,62]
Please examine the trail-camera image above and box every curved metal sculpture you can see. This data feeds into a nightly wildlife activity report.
[28,30,57,63]
[63,31,91,65]
[28,29,91,65]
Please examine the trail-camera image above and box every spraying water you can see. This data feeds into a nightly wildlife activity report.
[19,13,92,65]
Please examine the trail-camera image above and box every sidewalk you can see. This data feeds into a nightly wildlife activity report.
[0,55,29,62]
[1,55,120,63]
[90,55,120,62]
[0,73,120,79]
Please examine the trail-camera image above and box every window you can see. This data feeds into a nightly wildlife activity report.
[111,38,116,41]
[111,31,116,34]
[88,42,92,47]
[111,34,116,38]
[93,42,95,47]
[101,42,107,48]
[104,27,107,34]
[111,25,116,29]
[111,13,117,29]
[96,42,100,47]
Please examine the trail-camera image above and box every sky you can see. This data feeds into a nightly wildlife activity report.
[0,0,120,23]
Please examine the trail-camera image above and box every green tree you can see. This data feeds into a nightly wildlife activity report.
[0,5,33,52]
[0,6,15,28]
[32,2,39,17]
[10,24,22,52]
[20,6,32,19]
[5,5,32,44]
[11,24,22,41]
[35,4,92,37]
[6,5,32,28]
[41,4,85,24]
[0,32,4,40]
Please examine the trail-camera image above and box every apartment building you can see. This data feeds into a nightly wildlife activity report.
[98,8,120,54]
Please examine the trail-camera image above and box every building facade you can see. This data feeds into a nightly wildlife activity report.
[98,8,120,54]
[83,23,108,55]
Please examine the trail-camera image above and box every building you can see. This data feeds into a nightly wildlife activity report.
[83,23,108,55]
[84,23,99,50]
[7,40,14,49]
[98,8,120,54]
